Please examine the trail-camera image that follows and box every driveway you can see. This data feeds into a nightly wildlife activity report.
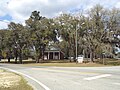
[0,63,120,90]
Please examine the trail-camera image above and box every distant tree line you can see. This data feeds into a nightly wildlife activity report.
[0,4,120,63]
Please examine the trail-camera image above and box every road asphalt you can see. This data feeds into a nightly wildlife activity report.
[0,63,120,90]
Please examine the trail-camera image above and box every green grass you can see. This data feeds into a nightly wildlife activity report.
[1,58,120,67]
[96,58,120,66]
[105,59,120,66]
[0,80,33,90]
[10,78,32,90]
[23,62,106,67]
[0,69,5,72]
[0,79,33,90]
[21,59,107,67]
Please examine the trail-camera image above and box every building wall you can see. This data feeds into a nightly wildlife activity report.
[44,51,64,60]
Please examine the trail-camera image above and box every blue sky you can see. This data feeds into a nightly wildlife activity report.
[0,14,12,21]
[0,0,120,29]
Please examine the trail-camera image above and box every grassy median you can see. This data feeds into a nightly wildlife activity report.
[0,69,33,90]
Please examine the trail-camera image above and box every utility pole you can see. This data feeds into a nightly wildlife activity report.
[75,22,84,62]
[76,25,78,61]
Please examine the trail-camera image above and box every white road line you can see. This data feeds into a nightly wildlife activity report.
[0,67,51,90]
[84,74,111,81]
[113,83,120,85]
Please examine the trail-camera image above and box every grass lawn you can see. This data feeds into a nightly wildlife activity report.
[0,69,33,90]
[1,58,120,67]
[22,58,120,67]
[23,62,107,67]
[96,58,120,66]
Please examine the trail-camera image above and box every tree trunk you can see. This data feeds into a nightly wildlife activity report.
[14,50,18,64]
[73,47,76,62]
[87,53,89,62]
[19,55,22,64]
[36,53,39,63]
[90,51,94,62]
[19,49,22,64]
[15,56,17,64]
[8,58,10,63]
[7,52,11,63]
[83,50,85,58]
[35,48,40,63]
[42,50,44,60]
[36,56,39,63]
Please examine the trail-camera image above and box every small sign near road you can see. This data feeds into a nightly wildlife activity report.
[77,55,84,63]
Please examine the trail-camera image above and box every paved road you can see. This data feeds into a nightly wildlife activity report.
[0,63,120,90]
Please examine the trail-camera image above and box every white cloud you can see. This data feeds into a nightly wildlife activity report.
[116,2,120,8]
[0,0,9,16]
[7,0,80,18]
[0,20,9,29]
[0,0,120,29]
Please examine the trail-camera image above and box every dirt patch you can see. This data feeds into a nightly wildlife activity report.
[0,70,21,88]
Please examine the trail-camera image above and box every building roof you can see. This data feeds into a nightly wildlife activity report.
[45,45,60,51]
